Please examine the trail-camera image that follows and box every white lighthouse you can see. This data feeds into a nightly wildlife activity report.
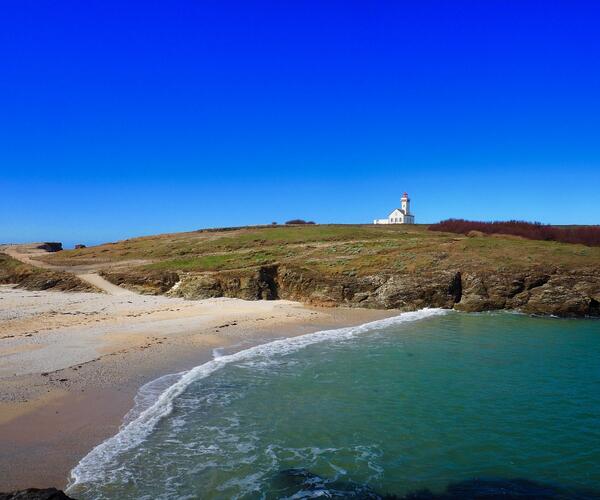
[373,192,415,224]
[401,192,410,215]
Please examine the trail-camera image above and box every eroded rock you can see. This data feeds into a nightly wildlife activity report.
[0,488,75,500]
[98,263,600,318]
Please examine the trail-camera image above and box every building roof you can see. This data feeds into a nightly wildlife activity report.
[388,208,406,216]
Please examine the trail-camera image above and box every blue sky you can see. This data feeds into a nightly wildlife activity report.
[1,1,599,246]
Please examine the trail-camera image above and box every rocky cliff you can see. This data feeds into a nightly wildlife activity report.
[37,224,600,317]
[101,264,600,318]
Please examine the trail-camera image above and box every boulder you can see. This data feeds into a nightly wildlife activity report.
[36,242,62,252]
[0,488,75,500]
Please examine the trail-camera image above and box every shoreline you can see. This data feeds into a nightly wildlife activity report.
[0,284,396,491]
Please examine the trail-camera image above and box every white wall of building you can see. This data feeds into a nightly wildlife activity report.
[373,194,415,225]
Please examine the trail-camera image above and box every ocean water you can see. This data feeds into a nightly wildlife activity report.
[68,310,600,499]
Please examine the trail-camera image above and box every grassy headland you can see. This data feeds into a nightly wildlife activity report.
[33,224,600,317]
[38,224,600,275]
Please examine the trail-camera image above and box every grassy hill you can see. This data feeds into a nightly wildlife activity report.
[40,224,600,275]
[32,224,599,317]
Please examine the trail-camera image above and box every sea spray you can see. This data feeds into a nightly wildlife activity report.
[67,308,448,492]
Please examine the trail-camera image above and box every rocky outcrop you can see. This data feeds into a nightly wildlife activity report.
[516,272,600,317]
[456,270,600,317]
[100,269,179,295]
[169,265,278,300]
[275,266,462,310]
[0,488,75,500]
[99,262,599,318]
[277,468,600,499]
[169,266,461,309]
[14,272,99,292]
[36,242,62,252]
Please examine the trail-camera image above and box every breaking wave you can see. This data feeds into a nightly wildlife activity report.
[67,308,448,492]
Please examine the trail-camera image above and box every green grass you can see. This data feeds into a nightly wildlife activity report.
[145,250,280,272]
[0,253,43,275]
[40,224,600,276]
[0,253,22,270]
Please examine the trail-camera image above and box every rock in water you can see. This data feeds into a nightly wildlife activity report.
[0,489,76,500]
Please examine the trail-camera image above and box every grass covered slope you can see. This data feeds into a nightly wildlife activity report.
[0,253,99,292]
[40,224,599,274]
[39,224,600,316]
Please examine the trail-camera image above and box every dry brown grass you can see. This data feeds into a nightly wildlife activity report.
[39,224,600,276]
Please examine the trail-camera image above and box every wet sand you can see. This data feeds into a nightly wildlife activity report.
[0,285,394,491]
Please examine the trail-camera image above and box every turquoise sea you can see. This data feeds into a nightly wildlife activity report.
[68,310,600,499]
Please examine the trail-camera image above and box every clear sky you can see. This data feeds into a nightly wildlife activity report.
[1,1,599,247]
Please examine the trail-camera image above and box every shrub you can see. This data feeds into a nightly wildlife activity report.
[429,219,600,247]
[285,219,316,225]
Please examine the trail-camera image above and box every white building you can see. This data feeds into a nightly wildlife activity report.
[373,192,415,224]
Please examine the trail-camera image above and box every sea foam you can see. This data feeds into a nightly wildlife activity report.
[67,308,448,492]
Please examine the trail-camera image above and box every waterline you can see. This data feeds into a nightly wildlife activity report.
[67,308,448,492]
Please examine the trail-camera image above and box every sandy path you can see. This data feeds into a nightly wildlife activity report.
[76,273,136,296]
[2,244,64,270]
[2,244,137,295]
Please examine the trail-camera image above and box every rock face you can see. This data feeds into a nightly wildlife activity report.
[36,242,63,252]
[141,264,600,318]
[0,488,76,500]
[99,269,179,295]
[13,272,97,292]
[275,267,462,310]
[456,270,600,317]
[167,266,278,301]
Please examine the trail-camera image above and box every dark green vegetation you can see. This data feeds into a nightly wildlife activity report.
[0,253,98,293]
[37,225,600,316]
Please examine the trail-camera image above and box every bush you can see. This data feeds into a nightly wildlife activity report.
[429,219,600,247]
[285,219,316,225]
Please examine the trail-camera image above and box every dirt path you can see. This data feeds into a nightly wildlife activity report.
[75,273,137,296]
[2,245,64,270]
[1,244,136,296]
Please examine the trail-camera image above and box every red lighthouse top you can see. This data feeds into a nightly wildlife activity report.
[402,192,408,197]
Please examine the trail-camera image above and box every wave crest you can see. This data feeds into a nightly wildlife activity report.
[67,308,448,492]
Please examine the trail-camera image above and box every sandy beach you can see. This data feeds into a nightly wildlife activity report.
[0,282,394,491]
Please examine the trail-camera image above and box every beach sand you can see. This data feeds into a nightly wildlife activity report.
[0,284,394,491]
